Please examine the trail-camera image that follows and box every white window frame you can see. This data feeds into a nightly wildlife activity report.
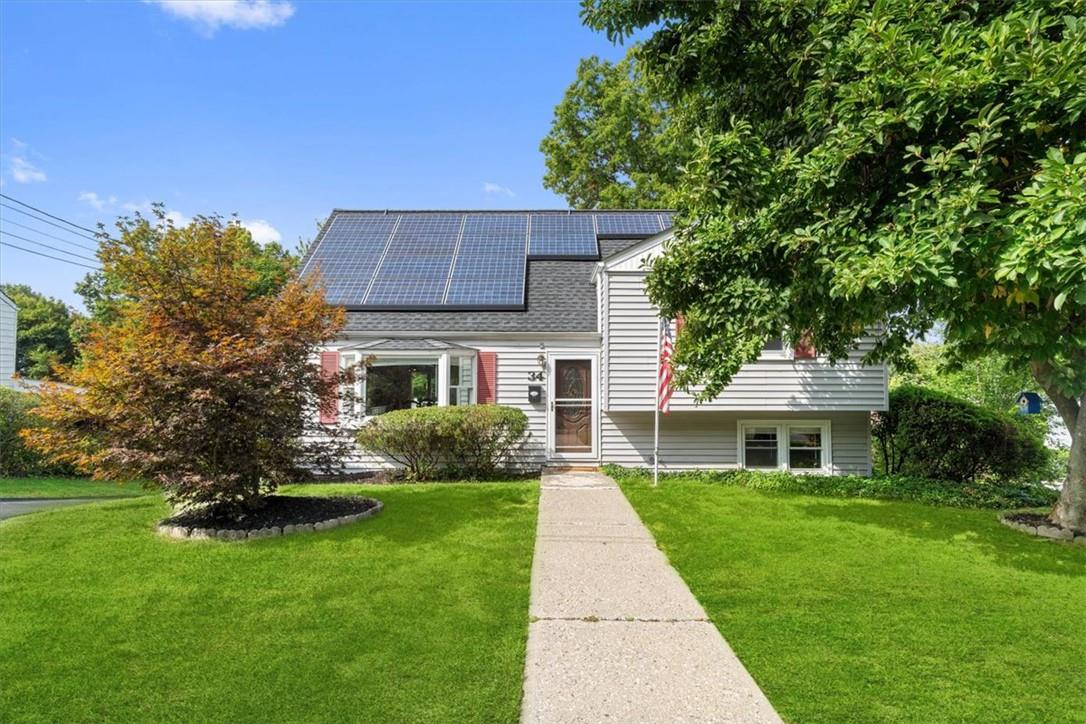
[737,419,832,473]
[337,349,481,422]
[448,354,476,406]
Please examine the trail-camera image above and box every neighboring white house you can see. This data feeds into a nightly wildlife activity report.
[305,210,888,474]
[0,289,17,389]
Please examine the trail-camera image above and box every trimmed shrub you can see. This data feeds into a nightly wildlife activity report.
[602,465,1058,509]
[872,385,1048,484]
[356,404,528,480]
[0,388,73,477]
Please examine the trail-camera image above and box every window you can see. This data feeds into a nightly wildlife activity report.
[738,420,831,472]
[340,352,364,421]
[449,355,475,406]
[762,338,784,352]
[788,427,823,469]
[743,427,779,468]
[365,357,439,416]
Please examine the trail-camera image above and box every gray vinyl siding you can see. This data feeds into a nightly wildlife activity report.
[602,410,872,475]
[604,272,888,412]
[0,293,16,389]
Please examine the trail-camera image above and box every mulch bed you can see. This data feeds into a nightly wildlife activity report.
[162,495,379,531]
[1003,512,1054,528]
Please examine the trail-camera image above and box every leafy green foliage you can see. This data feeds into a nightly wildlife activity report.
[603,463,1056,510]
[0,284,77,379]
[892,342,1039,414]
[0,388,72,477]
[574,0,1086,529]
[872,385,1048,483]
[357,405,529,480]
[540,55,686,208]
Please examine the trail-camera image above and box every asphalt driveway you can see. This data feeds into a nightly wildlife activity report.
[0,498,104,521]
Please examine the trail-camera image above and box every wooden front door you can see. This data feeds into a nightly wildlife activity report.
[552,358,594,455]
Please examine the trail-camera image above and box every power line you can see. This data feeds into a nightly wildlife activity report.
[1,217,97,251]
[0,230,99,262]
[0,241,100,270]
[0,202,100,243]
[0,192,100,235]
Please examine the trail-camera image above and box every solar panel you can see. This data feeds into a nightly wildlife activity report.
[305,209,677,309]
[528,213,597,257]
[303,213,399,305]
[445,214,526,306]
[659,212,674,230]
[594,212,664,237]
[364,214,462,306]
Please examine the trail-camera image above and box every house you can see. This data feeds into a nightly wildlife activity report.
[305,210,888,474]
[0,289,17,389]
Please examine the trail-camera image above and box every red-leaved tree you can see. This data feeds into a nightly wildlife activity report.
[23,209,353,516]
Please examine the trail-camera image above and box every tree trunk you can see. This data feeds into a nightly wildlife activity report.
[1031,363,1085,532]
[1051,405,1086,532]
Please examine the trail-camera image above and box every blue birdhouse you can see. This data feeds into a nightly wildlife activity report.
[1016,391,1042,415]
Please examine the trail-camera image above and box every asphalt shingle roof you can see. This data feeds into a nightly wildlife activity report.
[310,209,671,334]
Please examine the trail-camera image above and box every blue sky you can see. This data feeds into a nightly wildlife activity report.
[0,0,634,308]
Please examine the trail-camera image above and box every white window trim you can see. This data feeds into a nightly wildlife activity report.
[338,349,478,424]
[737,419,833,473]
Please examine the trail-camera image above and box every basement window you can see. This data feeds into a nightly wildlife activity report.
[738,420,831,472]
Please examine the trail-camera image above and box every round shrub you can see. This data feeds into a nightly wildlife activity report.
[872,385,1048,484]
[356,404,528,480]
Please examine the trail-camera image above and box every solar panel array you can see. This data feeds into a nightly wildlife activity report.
[303,210,671,309]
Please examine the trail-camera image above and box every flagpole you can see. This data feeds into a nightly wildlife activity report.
[653,316,661,487]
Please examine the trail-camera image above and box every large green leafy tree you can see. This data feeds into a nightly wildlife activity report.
[0,284,77,379]
[540,55,687,208]
[575,1,1086,530]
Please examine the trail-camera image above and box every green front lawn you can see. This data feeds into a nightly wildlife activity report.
[619,476,1086,723]
[0,476,151,498]
[0,481,538,722]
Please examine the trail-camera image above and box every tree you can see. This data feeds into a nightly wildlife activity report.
[0,284,77,379]
[74,204,296,333]
[577,1,1086,530]
[24,210,352,517]
[540,55,686,208]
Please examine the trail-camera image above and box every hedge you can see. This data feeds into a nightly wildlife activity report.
[603,465,1058,510]
[871,385,1048,484]
[356,404,529,480]
[0,387,74,477]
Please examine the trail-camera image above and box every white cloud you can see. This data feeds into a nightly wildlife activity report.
[241,219,281,245]
[148,1,295,34]
[77,191,118,210]
[9,156,47,184]
[483,182,515,198]
[163,209,190,227]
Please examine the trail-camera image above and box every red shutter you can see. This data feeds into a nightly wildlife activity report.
[319,350,340,424]
[477,352,497,404]
[794,332,816,360]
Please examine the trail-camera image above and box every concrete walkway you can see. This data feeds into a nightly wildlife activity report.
[521,471,781,723]
[0,498,104,521]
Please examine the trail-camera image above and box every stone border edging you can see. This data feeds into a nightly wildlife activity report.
[156,499,383,541]
[1000,513,1086,545]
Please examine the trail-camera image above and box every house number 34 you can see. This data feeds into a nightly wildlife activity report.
[528,371,545,381]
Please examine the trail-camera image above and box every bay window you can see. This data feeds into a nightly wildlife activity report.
[336,349,478,422]
[738,420,831,472]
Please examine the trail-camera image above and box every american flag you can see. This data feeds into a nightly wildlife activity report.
[657,318,675,414]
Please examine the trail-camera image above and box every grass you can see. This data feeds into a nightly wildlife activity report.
[0,481,539,722]
[0,476,151,499]
[618,474,1086,723]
